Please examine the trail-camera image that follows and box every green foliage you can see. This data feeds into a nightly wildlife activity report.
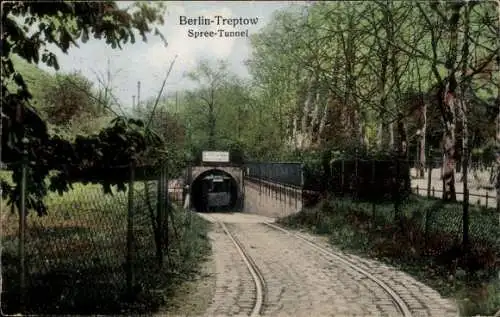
[9,55,56,108]
[8,54,112,137]
[42,72,100,125]
[2,116,163,216]
[1,183,211,314]
[1,1,166,216]
[244,1,498,157]
[133,101,187,178]
[179,59,261,161]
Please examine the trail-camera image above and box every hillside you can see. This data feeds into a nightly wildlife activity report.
[10,54,56,111]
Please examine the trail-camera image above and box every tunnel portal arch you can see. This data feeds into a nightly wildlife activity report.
[189,166,244,212]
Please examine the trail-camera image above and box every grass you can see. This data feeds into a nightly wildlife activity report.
[1,179,212,315]
[278,194,500,316]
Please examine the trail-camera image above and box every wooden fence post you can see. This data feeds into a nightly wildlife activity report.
[156,166,165,268]
[341,159,345,194]
[355,152,359,198]
[394,158,402,223]
[126,160,136,298]
[259,168,262,196]
[371,160,376,228]
[300,163,305,208]
[427,154,433,198]
[19,139,28,312]
[293,188,299,209]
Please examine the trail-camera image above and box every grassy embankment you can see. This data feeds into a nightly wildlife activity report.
[279,194,500,316]
[1,170,212,314]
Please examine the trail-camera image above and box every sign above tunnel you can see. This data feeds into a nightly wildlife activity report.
[202,151,230,163]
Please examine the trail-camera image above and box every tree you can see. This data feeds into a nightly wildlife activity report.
[184,59,231,150]
[1,1,167,215]
[247,0,499,251]
[91,58,127,115]
[135,99,186,167]
[247,7,309,152]
[42,72,99,125]
[2,1,167,157]
[398,1,498,202]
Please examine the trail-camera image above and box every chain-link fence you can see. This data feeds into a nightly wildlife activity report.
[319,157,497,248]
[248,157,498,254]
[1,161,189,314]
[245,157,499,315]
[263,156,499,280]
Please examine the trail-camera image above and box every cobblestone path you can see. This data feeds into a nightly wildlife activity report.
[198,212,459,317]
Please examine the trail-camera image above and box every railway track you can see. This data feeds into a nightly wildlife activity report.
[202,213,266,317]
[263,222,413,317]
[200,212,415,317]
[220,220,265,317]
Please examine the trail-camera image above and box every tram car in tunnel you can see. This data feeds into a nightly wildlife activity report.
[202,174,232,210]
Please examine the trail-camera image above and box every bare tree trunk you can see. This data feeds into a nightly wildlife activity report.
[376,122,383,149]
[310,90,322,145]
[419,103,427,178]
[360,119,368,148]
[441,86,457,202]
[440,3,463,202]
[389,122,395,149]
[377,10,390,152]
[496,0,500,219]
[300,76,314,134]
[341,7,360,145]
[318,94,330,144]
[460,93,470,250]
[394,114,408,227]
[414,45,427,179]
[300,75,315,149]
[376,120,393,150]
[459,1,472,254]
[291,114,299,148]
[497,110,500,219]
[386,1,398,153]
[353,107,363,146]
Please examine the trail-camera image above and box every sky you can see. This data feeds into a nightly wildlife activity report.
[39,1,307,107]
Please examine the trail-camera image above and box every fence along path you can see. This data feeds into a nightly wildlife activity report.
[2,161,183,314]
[411,167,498,210]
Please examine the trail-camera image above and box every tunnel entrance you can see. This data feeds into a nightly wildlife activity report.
[191,169,239,212]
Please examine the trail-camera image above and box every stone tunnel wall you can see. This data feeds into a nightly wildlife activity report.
[174,169,303,218]
[243,178,302,218]
[189,166,245,211]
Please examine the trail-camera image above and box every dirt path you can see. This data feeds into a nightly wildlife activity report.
[196,212,459,317]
